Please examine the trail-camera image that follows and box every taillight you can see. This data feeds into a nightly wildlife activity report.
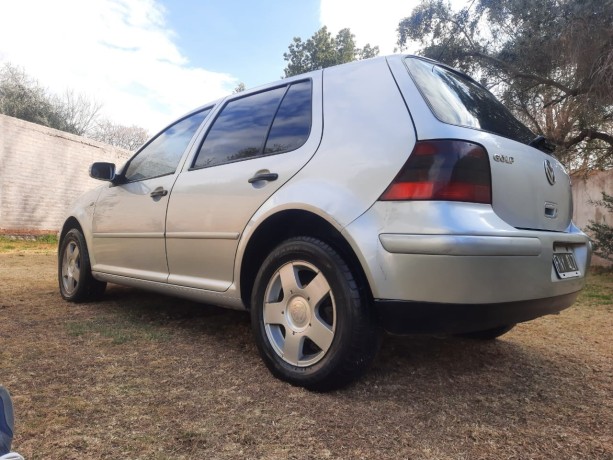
[379,140,491,204]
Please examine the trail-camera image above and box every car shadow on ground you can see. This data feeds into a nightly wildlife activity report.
[90,284,596,410]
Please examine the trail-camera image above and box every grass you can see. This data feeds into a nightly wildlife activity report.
[0,235,57,254]
[0,246,611,459]
[66,316,172,345]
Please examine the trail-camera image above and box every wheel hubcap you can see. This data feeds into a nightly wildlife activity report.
[287,296,310,330]
[263,261,336,367]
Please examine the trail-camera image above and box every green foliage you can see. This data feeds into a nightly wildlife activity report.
[587,192,613,262]
[283,26,380,77]
[397,0,613,172]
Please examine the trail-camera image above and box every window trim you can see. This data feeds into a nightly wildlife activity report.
[116,106,214,185]
[189,78,313,171]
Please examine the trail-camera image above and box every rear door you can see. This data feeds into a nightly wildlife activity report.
[165,77,323,291]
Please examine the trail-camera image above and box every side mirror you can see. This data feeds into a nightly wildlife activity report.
[89,162,116,182]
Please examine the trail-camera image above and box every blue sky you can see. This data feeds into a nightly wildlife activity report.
[161,0,321,86]
[0,0,463,133]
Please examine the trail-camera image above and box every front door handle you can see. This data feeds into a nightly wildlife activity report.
[150,187,168,198]
[248,172,278,184]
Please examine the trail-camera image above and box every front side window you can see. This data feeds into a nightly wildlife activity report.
[193,80,312,169]
[406,58,534,144]
[123,108,211,182]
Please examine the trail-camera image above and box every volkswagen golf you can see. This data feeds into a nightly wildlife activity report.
[58,55,592,391]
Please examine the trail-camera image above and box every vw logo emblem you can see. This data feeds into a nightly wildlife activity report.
[544,159,556,185]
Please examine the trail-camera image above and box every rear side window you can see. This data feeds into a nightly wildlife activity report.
[265,81,312,154]
[406,58,533,144]
[193,80,312,169]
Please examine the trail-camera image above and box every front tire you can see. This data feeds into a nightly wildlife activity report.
[251,237,379,391]
[58,228,106,302]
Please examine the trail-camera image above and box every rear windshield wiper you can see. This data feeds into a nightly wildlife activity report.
[529,135,556,154]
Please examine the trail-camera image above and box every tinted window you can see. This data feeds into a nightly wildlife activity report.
[406,58,534,144]
[193,87,286,169]
[124,109,210,182]
[265,81,312,154]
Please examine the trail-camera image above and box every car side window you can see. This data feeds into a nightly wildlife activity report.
[192,80,312,169]
[123,108,211,182]
[265,81,312,154]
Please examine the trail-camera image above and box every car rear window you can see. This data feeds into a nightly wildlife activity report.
[405,57,534,144]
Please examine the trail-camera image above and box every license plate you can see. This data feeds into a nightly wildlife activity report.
[553,253,580,279]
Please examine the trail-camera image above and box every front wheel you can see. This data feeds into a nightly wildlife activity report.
[251,237,380,391]
[58,228,106,302]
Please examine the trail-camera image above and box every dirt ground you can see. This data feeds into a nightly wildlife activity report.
[0,245,612,459]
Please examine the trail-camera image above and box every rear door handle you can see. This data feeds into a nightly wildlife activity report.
[248,172,278,184]
[150,187,168,198]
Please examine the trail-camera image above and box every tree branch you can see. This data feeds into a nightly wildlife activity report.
[465,51,583,96]
[564,129,613,149]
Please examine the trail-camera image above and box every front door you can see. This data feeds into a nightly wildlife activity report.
[91,108,211,282]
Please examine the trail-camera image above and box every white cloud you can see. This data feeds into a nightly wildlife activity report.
[0,0,237,132]
[320,0,467,55]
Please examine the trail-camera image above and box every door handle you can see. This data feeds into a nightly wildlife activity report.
[150,188,168,198]
[248,172,278,184]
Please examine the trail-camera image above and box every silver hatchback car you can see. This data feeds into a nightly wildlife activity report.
[59,55,591,390]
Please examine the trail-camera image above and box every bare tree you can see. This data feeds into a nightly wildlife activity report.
[89,119,150,151]
[54,89,103,136]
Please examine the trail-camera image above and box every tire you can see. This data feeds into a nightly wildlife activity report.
[251,237,380,391]
[58,228,106,302]
[457,324,515,340]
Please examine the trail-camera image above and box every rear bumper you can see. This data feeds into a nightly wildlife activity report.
[342,201,591,320]
[375,292,578,335]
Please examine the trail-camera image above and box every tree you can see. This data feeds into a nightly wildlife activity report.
[283,26,380,77]
[89,119,150,151]
[587,192,613,262]
[233,82,246,94]
[0,62,62,128]
[53,89,103,136]
[0,62,102,136]
[397,0,613,172]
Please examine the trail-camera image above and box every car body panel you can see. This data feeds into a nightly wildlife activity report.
[60,54,591,331]
[91,176,174,282]
[342,200,590,303]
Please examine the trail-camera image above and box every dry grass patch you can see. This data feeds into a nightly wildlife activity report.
[0,243,611,459]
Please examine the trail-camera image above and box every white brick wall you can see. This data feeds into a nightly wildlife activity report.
[572,170,613,266]
[0,114,131,233]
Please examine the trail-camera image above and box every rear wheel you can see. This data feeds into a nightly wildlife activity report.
[59,228,106,302]
[457,324,515,340]
[251,237,379,391]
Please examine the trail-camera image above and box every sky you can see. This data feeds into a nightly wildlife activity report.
[0,0,464,134]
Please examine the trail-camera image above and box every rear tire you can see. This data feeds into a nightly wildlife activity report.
[457,324,515,340]
[251,237,380,391]
[58,228,106,302]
